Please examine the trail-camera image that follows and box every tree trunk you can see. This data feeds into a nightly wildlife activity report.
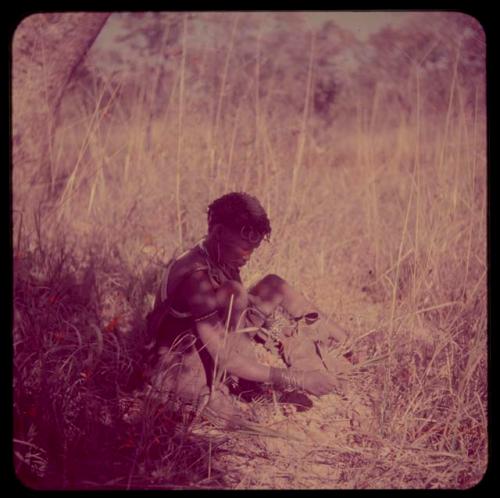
[12,13,111,185]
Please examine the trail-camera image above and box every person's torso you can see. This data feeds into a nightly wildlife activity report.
[151,240,241,346]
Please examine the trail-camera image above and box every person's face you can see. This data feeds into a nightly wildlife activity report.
[216,225,262,268]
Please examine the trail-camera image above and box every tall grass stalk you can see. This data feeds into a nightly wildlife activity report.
[412,65,421,309]
[175,15,188,251]
[37,15,57,195]
[56,84,113,221]
[282,30,315,234]
[213,13,240,186]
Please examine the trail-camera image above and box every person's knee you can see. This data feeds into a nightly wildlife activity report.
[261,274,286,288]
[247,274,288,317]
[250,273,286,299]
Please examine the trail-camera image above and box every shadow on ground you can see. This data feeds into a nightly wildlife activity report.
[13,241,228,489]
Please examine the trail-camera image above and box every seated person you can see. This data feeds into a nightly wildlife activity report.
[145,192,353,425]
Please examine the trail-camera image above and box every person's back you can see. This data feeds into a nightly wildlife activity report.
[149,243,211,347]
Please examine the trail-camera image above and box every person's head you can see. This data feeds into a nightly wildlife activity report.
[206,192,271,268]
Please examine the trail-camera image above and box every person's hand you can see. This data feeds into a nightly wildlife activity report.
[301,369,343,397]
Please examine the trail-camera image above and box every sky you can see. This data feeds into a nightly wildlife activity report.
[89,11,420,77]
[94,11,416,51]
[302,11,413,40]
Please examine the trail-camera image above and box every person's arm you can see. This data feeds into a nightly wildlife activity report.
[197,310,341,394]
[179,270,272,383]
[179,271,342,395]
[197,317,272,382]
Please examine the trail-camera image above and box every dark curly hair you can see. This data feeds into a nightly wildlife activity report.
[207,192,271,242]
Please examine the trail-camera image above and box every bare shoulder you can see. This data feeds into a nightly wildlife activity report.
[167,245,209,294]
[178,269,219,317]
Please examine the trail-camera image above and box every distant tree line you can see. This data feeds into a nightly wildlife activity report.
[67,12,485,127]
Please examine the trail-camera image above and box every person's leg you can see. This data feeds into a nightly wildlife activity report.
[248,274,352,374]
[148,280,262,426]
[248,274,313,319]
[148,333,211,424]
[246,281,369,425]
[213,277,347,406]
[249,274,350,345]
[212,274,315,335]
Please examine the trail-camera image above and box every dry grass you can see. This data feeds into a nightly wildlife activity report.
[12,14,487,490]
